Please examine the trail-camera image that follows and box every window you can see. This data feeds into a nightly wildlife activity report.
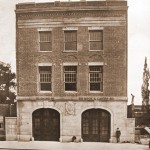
[39,66,51,91]
[82,112,89,135]
[92,119,98,134]
[64,31,77,51]
[89,66,103,91]
[0,123,3,128]
[64,66,77,91]
[39,31,52,51]
[89,30,103,51]
[101,112,110,135]
[34,118,40,129]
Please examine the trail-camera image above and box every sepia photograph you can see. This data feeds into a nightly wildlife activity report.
[0,0,150,149]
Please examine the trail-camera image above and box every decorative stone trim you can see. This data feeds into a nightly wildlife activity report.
[63,62,78,66]
[78,96,127,101]
[88,26,104,30]
[37,27,52,31]
[18,16,126,24]
[38,63,52,66]
[16,6,128,14]
[16,96,127,101]
[62,27,78,31]
[17,21,126,29]
[17,10,127,21]
[16,96,54,101]
[65,101,76,116]
[88,62,104,66]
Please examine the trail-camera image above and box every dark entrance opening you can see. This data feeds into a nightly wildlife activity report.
[82,109,110,142]
[32,108,60,141]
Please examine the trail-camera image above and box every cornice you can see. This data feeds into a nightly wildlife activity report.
[17,20,126,28]
[18,16,126,22]
[16,6,127,14]
[17,16,126,28]
[16,9,127,24]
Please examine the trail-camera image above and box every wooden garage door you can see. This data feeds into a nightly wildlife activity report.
[32,108,60,141]
[82,109,110,142]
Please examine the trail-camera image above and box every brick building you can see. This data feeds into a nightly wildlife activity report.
[7,0,135,142]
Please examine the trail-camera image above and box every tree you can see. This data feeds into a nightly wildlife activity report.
[0,61,16,104]
[141,57,150,112]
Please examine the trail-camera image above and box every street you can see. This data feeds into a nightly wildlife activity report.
[0,142,149,150]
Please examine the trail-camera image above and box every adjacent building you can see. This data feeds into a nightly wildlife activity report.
[9,0,135,142]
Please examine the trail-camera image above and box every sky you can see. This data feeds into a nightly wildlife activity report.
[0,0,150,105]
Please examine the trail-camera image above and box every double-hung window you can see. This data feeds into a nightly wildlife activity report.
[39,31,52,51]
[39,66,51,91]
[89,30,103,51]
[0,123,3,129]
[64,66,77,91]
[64,31,77,51]
[89,66,103,91]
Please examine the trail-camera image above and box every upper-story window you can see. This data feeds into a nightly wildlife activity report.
[0,123,3,129]
[39,66,52,91]
[39,31,52,51]
[64,31,77,51]
[89,30,103,51]
[64,66,77,91]
[89,66,103,91]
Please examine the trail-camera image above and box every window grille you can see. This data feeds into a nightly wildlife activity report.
[89,66,103,91]
[64,66,77,91]
[39,66,51,91]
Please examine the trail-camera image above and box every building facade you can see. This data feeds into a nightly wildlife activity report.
[128,104,148,126]
[0,104,10,140]
[13,0,135,142]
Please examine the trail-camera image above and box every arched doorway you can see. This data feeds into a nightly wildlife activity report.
[32,108,60,141]
[82,109,110,142]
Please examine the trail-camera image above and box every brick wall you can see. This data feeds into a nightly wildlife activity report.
[17,26,127,97]
[16,1,127,98]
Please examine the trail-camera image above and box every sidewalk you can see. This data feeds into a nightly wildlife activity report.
[0,141,149,150]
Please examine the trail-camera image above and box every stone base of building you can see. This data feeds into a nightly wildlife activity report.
[5,97,135,143]
[17,135,32,141]
[5,135,135,143]
[110,136,135,143]
[59,136,82,142]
